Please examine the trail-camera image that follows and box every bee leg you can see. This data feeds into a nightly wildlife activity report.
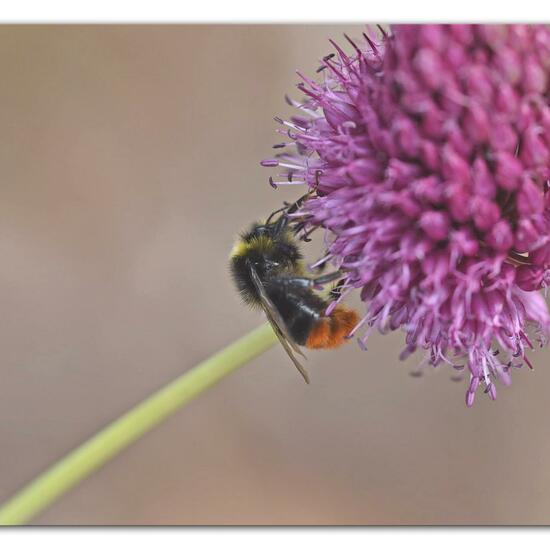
[271,170,320,226]
[272,210,291,236]
[272,195,310,236]
[311,271,343,286]
[265,202,291,225]
[285,189,315,216]
[285,179,322,239]
[281,271,343,289]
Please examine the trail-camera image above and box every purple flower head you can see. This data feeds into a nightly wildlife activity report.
[262,25,550,406]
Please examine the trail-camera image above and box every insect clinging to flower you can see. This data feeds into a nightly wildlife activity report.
[230,192,359,383]
[261,24,550,405]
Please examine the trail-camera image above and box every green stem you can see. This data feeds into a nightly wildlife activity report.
[0,323,278,525]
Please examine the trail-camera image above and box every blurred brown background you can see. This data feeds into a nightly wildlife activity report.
[1,25,550,526]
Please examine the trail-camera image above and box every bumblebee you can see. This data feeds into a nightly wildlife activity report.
[230,193,359,383]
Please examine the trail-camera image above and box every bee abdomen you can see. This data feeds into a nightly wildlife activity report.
[305,306,359,349]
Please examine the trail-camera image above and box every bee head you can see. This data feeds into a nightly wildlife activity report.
[230,222,303,278]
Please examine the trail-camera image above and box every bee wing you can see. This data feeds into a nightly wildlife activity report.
[249,266,310,384]
[249,267,306,360]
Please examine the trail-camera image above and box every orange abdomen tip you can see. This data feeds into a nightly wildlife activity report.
[305,306,360,350]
